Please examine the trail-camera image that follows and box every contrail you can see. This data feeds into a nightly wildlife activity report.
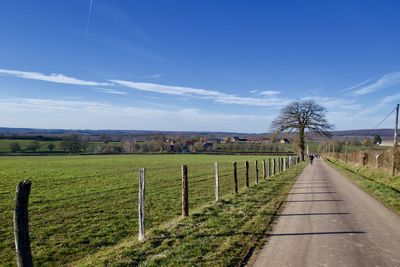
[85,0,93,41]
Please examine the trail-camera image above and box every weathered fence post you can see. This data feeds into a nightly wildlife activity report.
[181,165,189,217]
[138,168,145,241]
[245,161,249,188]
[362,152,368,166]
[283,157,286,171]
[278,158,281,173]
[215,162,219,202]
[393,148,400,176]
[255,160,259,184]
[268,158,271,178]
[273,158,276,176]
[262,159,266,179]
[14,180,33,267]
[233,162,238,194]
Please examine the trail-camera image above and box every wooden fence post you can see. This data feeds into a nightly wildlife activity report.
[215,162,219,201]
[14,180,33,267]
[138,168,145,241]
[245,161,249,188]
[233,162,238,194]
[181,165,189,217]
[268,158,271,178]
[262,159,266,179]
[255,160,259,183]
[278,158,281,173]
[273,158,276,176]
[283,157,286,171]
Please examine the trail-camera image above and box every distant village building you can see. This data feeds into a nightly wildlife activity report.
[229,136,248,142]
[279,138,290,144]
[230,136,240,142]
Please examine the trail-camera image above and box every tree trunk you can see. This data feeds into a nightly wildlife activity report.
[298,127,305,161]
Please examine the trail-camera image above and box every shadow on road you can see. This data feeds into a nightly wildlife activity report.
[288,192,337,194]
[277,212,350,216]
[269,231,365,236]
[286,199,343,202]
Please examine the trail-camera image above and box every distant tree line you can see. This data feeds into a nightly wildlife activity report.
[7,133,295,154]
[317,135,383,153]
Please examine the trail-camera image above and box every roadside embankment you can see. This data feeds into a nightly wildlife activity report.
[325,157,400,215]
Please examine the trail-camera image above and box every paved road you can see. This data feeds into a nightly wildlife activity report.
[250,158,400,267]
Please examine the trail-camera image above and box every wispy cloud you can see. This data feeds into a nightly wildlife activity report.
[111,80,290,107]
[213,95,290,106]
[0,68,111,86]
[144,73,163,79]
[345,71,400,96]
[357,92,400,116]
[91,87,127,95]
[0,98,272,132]
[380,92,400,105]
[259,90,281,96]
[301,96,362,110]
[111,80,224,96]
[339,77,376,93]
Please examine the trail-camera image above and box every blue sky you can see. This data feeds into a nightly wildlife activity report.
[0,0,400,133]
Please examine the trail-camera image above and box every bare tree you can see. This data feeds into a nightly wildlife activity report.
[27,140,40,152]
[271,100,333,160]
[10,142,21,153]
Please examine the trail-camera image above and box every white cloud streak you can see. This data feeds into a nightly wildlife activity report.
[145,73,163,79]
[111,80,290,107]
[91,87,127,95]
[301,96,362,110]
[0,68,111,86]
[259,90,281,96]
[339,77,375,93]
[350,71,400,96]
[0,98,273,132]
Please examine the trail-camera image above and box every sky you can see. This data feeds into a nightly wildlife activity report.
[0,0,400,133]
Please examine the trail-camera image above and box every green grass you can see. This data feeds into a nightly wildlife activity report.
[325,158,400,215]
[0,154,292,266]
[75,161,306,266]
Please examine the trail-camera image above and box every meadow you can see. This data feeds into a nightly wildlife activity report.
[0,154,285,266]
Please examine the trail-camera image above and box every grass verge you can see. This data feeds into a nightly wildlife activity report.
[74,162,306,266]
[325,158,400,215]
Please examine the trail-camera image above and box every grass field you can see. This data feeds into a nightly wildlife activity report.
[325,158,400,215]
[0,154,291,266]
[77,162,306,266]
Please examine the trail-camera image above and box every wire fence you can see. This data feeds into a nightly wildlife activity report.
[3,155,301,266]
[324,148,400,176]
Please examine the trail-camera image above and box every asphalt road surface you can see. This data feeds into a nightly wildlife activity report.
[249,158,400,267]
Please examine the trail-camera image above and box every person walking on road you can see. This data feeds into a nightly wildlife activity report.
[309,154,314,164]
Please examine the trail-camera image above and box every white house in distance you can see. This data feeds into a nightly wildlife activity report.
[279,138,290,144]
